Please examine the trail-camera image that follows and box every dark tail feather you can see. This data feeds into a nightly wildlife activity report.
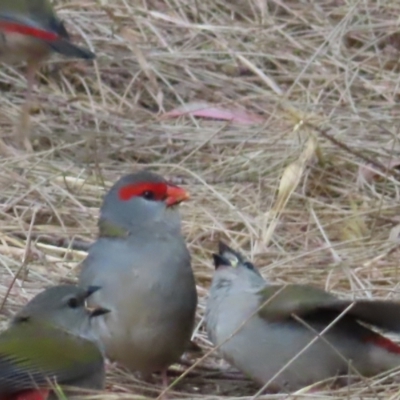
[48,39,95,60]
[319,299,400,333]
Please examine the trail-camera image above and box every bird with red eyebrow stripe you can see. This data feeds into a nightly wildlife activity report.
[78,170,197,392]
[0,0,95,154]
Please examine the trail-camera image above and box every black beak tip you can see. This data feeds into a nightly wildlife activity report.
[91,307,111,318]
[213,253,231,269]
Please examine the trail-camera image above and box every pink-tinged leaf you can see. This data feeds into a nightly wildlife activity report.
[358,160,400,184]
[163,102,263,125]
[357,164,379,184]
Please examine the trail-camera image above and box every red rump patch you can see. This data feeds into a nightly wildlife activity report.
[0,389,50,400]
[0,21,58,41]
[118,182,167,201]
[365,333,400,354]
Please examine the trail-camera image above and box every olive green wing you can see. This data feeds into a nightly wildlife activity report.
[257,284,338,321]
[0,0,50,16]
[257,284,400,332]
[0,0,54,29]
[0,322,103,393]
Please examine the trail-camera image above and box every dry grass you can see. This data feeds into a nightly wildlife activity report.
[1,0,400,398]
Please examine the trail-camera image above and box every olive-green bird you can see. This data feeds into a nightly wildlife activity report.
[0,0,95,154]
[0,284,109,400]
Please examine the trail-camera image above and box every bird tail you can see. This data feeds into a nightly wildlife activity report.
[47,39,95,60]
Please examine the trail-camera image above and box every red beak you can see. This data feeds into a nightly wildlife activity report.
[165,185,190,206]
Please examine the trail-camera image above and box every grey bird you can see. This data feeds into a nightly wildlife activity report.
[0,0,95,153]
[206,242,400,392]
[78,170,198,387]
[0,284,109,399]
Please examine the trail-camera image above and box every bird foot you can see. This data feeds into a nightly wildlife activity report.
[14,124,33,153]
[105,359,119,372]
[0,139,24,157]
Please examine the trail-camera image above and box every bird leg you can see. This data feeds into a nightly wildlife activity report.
[0,137,18,156]
[161,369,168,388]
[15,60,37,152]
[0,61,38,157]
[156,369,170,400]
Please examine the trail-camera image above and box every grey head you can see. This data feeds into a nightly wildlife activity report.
[99,170,190,234]
[211,242,265,294]
[11,285,110,340]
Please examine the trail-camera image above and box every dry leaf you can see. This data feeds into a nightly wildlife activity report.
[258,134,319,250]
[163,101,264,125]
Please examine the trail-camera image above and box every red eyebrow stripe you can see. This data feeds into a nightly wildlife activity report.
[118,182,167,201]
[0,21,58,41]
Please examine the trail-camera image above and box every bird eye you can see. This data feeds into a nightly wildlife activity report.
[142,190,155,200]
[13,315,29,324]
[67,297,80,309]
[243,261,255,270]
